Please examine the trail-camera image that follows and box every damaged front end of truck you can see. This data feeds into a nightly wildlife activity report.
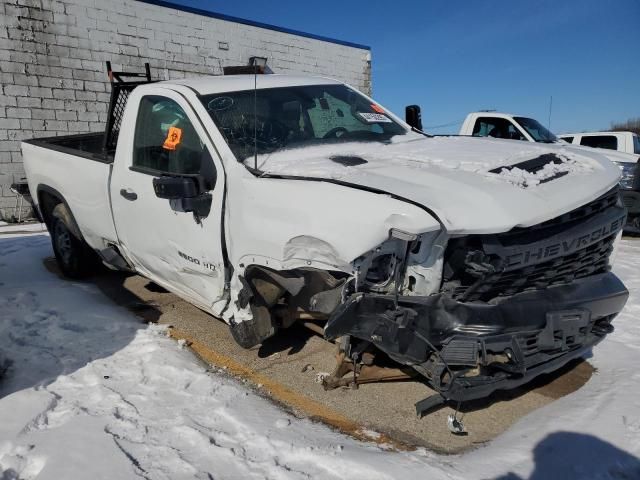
[232,186,629,415]
[327,187,628,414]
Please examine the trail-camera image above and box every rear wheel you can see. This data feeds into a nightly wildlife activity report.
[50,204,99,278]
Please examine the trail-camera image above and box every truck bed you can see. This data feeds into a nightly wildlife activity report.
[22,135,118,248]
[24,133,114,164]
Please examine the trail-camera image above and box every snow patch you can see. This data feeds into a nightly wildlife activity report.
[0,232,639,479]
[488,153,595,188]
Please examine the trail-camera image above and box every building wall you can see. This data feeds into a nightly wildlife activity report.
[0,0,371,220]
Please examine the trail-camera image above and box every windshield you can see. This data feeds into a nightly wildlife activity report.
[201,84,407,162]
[514,117,558,143]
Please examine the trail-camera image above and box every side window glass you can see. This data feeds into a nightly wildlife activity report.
[506,122,526,141]
[580,135,618,150]
[634,136,640,154]
[562,136,574,143]
[133,96,207,175]
[473,117,525,140]
[472,119,493,136]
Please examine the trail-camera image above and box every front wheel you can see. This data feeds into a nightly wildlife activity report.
[229,304,276,349]
[50,204,99,278]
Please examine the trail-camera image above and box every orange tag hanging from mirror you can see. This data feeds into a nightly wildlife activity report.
[163,126,182,150]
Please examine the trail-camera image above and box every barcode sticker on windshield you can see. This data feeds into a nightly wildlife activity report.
[359,112,392,123]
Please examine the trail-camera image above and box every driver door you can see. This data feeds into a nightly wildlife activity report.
[110,90,226,311]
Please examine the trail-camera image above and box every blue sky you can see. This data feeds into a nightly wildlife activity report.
[173,0,639,134]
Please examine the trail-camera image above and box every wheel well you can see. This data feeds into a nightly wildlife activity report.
[37,187,84,241]
[38,189,63,228]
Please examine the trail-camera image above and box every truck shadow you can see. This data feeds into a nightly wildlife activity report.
[459,357,595,414]
[491,431,640,480]
[258,323,317,357]
[0,234,152,400]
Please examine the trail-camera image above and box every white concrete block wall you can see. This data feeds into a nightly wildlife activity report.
[0,0,371,219]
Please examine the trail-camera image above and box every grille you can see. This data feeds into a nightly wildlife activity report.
[442,188,621,303]
[623,195,635,209]
[454,234,615,302]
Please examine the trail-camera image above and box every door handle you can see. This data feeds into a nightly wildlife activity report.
[120,188,138,201]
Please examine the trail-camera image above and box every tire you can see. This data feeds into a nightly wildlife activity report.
[50,204,99,279]
[229,304,276,349]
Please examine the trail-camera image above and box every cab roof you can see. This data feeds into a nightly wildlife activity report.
[159,74,344,96]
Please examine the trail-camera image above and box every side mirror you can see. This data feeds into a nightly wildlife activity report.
[153,176,199,200]
[405,105,423,131]
[153,175,211,221]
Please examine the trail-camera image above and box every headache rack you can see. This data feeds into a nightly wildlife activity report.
[103,61,155,155]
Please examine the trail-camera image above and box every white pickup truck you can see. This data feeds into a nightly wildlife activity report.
[459,111,640,233]
[558,131,640,156]
[23,71,628,415]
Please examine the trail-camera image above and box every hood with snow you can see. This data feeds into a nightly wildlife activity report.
[251,135,622,234]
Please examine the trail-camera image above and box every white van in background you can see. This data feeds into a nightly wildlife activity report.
[558,131,640,155]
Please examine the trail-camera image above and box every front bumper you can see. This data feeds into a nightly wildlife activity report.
[324,272,628,410]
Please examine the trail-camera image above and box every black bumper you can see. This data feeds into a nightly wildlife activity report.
[324,272,628,407]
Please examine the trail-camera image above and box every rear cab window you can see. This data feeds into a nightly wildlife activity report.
[580,135,618,150]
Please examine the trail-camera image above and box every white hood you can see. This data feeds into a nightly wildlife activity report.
[253,135,621,234]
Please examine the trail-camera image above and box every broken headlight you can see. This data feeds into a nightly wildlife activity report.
[353,230,447,296]
[614,161,637,190]
[364,253,397,287]
[353,237,408,294]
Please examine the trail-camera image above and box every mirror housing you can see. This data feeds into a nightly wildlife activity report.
[153,176,199,200]
[153,175,212,221]
[405,105,423,131]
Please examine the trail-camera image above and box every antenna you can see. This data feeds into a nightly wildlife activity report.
[548,95,553,130]
[253,66,258,171]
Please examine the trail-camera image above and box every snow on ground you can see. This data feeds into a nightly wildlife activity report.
[0,223,46,234]
[0,231,639,479]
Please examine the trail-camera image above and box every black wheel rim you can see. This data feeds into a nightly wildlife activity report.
[54,221,73,266]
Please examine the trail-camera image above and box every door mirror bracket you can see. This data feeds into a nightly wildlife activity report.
[170,193,212,221]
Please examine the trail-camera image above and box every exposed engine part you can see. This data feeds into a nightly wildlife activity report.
[321,338,414,390]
